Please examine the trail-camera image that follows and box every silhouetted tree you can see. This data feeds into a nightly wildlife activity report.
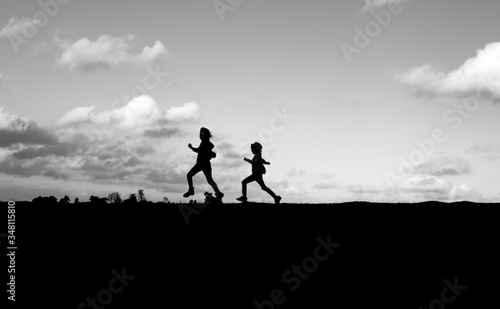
[74,197,79,204]
[138,189,146,202]
[59,195,71,205]
[108,192,122,204]
[89,196,108,204]
[123,193,137,205]
[162,197,170,204]
[204,192,218,206]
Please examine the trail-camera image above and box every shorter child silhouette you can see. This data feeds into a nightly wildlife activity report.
[183,127,223,200]
[237,142,281,204]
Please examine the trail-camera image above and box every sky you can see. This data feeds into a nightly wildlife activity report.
[1,0,499,203]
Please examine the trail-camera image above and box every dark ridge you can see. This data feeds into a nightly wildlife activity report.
[8,201,500,308]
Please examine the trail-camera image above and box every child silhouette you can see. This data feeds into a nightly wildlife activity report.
[237,142,281,204]
[183,127,224,200]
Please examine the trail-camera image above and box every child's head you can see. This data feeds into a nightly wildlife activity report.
[199,127,212,140]
[251,142,262,154]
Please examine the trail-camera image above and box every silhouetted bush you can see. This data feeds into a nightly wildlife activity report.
[123,193,137,205]
[32,196,58,204]
[59,195,71,205]
[89,196,108,204]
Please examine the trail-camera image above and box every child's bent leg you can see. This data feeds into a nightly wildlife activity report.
[203,167,221,194]
[241,174,256,197]
[256,176,277,199]
[184,164,202,197]
[187,164,202,189]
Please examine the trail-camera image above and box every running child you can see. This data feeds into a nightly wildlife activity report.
[237,142,281,204]
[183,127,224,200]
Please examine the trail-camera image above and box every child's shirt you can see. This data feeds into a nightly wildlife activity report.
[195,140,214,163]
[250,153,266,174]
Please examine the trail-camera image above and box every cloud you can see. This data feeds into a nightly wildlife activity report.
[347,184,381,194]
[467,143,500,162]
[0,17,41,39]
[362,0,410,12]
[143,127,180,139]
[448,184,482,202]
[0,107,58,147]
[395,175,451,193]
[0,154,73,180]
[389,175,453,201]
[135,41,168,64]
[288,168,307,177]
[318,172,336,179]
[55,34,168,72]
[412,156,472,176]
[468,143,500,154]
[1,96,203,190]
[57,96,199,131]
[123,156,142,167]
[396,42,500,102]
[216,142,245,160]
[12,143,73,159]
[55,106,96,125]
[312,183,340,190]
[43,170,70,180]
[388,176,484,202]
[165,101,201,122]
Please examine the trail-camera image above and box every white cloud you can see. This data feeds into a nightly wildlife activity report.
[362,0,410,12]
[0,107,58,147]
[396,42,500,101]
[394,175,451,193]
[387,175,486,202]
[387,175,453,201]
[165,101,201,122]
[0,107,26,130]
[58,95,200,131]
[412,156,472,176]
[135,40,168,64]
[55,34,168,72]
[56,106,96,125]
[0,17,41,39]
[312,183,340,190]
[448,184,482,202]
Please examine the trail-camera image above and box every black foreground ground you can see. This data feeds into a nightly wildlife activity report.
[5,201,500,308]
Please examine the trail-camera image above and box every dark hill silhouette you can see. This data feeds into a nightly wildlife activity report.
[12,200,500,309]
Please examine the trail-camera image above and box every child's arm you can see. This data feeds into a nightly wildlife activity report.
[262,159,270,165]
[188,143,199,152]
[244,157,252,163]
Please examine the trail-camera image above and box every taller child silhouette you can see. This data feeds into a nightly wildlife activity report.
[183,127,224,200]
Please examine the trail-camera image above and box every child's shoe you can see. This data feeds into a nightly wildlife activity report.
[274,196,282,204]
[183,187,194,198]
[236,196,247,202]
[216,192,224,200]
